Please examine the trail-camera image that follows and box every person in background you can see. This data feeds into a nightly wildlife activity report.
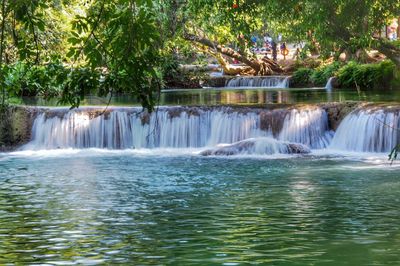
[271,39,277,61]
[280,42,287,52]
[262,41,271,52]
[264,33,272,44]
[251,43,258,54]
[251,35,257,45]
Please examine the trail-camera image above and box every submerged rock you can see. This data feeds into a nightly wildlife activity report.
[200,137,310,156]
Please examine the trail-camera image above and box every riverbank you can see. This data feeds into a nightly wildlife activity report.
[174,60,400,90]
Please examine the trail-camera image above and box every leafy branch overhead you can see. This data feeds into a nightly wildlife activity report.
[0,0,399,112]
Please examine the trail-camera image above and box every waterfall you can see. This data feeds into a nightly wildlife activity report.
[325,77,334,91]
[24,106,331,151]
[330,108,400,152]
[278,108,332,149]
[225,76,289,88]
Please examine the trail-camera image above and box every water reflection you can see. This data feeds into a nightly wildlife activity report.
[20,87,400,107]
[160,88,400,106]
[160,88,324,105]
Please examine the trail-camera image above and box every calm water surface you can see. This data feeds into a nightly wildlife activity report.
[0,151,399,265]
[159,87,400,106]
[20,87,400,106]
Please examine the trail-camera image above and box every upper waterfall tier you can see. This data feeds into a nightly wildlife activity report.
[330,107,400,152]
[24,106,331,150]
[225,76,289,88]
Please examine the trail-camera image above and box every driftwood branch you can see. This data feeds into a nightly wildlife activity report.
[183,32,284,76]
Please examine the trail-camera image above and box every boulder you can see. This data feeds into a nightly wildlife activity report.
[200,137,310,156]
[0,106,38,151]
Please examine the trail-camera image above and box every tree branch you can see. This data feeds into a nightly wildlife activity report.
[183,32,283,75]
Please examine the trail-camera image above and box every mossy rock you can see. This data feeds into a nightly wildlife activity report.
[0,106,37,151]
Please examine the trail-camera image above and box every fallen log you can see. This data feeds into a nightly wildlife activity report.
[183,32,284,76]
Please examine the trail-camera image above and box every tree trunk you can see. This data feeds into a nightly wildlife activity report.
[0,0,7,108]
[183,32,284,76]
[397,17,400,40]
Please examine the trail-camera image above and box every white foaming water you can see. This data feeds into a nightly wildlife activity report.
[207,111,268,146]
[24,106,331,152]
[278,108,333,149]
[325,77,334,91]
[330,109,400,152]
[200,137,310,156]
[225,76,289,88]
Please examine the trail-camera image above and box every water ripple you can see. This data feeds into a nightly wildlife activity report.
[0,155,399,265]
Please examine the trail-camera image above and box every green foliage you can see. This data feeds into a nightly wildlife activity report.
[0,60,124,109]
[393,40,400,48]
[291,68,314,87]
[336,61,359,88]
[337,60,395,89]
[310,62,341,86]
[2,61,66,100]
[59,67,100,109]
[0,0,399,110]
[291,60,395,89]
[65,0,163,111]
[0,0,164,111]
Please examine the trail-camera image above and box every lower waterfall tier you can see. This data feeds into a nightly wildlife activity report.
[330,108,400,152]
[22,105,400,154]
[24,106,331,150]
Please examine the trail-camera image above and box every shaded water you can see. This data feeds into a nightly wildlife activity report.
[0,152,400,265]
[159,88,400,106]
[20,87,400,106]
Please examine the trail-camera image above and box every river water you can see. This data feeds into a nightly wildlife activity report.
[2,86,400,264]
[0,150,399,265]
[20,87,400,106]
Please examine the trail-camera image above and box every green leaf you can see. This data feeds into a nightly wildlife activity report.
[66,49,76,58]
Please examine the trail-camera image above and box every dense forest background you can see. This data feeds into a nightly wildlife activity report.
[0,0,399,110]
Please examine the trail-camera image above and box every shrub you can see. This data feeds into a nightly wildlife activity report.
[1,61,104,108]
[337,60,395,89]
[290,67,314,87]
[3,61,69,98]
[60,67,101,108]
[310,62,341,86]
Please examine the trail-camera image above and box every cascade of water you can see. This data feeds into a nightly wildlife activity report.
[278,108,333,149]
[325,77,334,91]
[25,106,331,150]
[225,76,289,88]
[330,109,400,152]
